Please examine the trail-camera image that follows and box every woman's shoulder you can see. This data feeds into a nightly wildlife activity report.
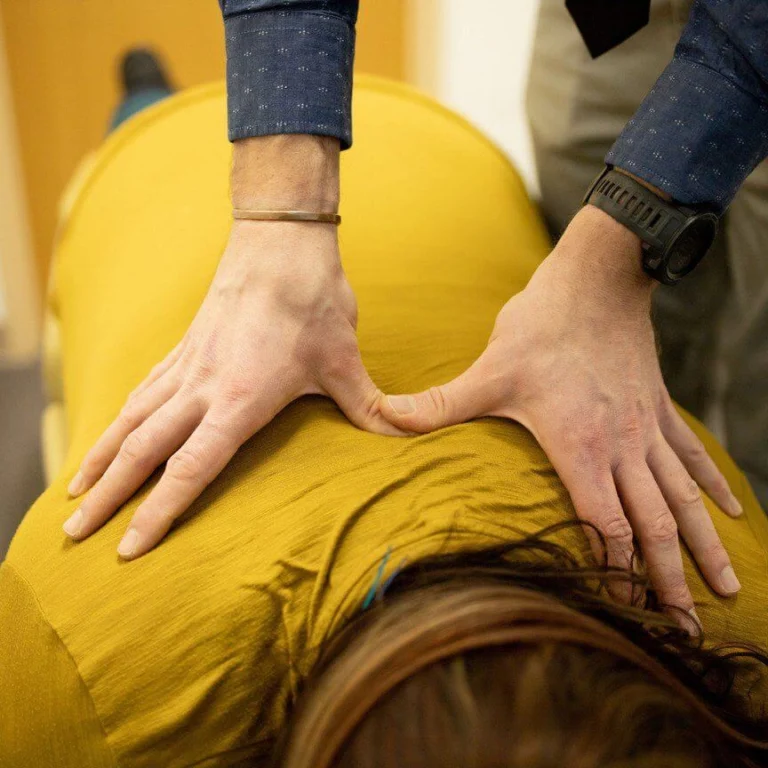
[4,475,296,766]
[0,560,117,766]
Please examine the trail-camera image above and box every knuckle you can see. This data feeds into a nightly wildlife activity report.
[620,413,647,446]
[360,388,384,426]
[79,450,99,477]
[219,379,254,409]
[684,435,708,463]
[646,511,678,544]
[117,402,141,430]
[166,448,205,483]
[427,386,449,421]
[177,379,199,400]
[177,376,209,403]
[566,423,609,467]
[581,427,606,454]
[185,343,219,390]
[118,432,152,466]
[343,387,385,431]
[677,476,702,511]
[598,512,634,545]
[168,367,184,389]
[189,360,216,388]
[207,408,250,448]
[203,415,235,443]
[579,434,608,467]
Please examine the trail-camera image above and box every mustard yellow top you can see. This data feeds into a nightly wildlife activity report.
[2,80,767,768]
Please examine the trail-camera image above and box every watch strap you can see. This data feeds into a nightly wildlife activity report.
[584,167,690,253]
[583,167,716,284]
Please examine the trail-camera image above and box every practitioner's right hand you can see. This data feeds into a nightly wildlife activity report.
[63,135,401,560]
[381,205,744,631]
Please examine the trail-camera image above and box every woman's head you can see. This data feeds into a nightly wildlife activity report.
[276,528,768,768]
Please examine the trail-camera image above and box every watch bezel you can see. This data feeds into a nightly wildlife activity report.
[651,211,719,284]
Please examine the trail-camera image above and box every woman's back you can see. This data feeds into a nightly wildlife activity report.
[2,79,767,768]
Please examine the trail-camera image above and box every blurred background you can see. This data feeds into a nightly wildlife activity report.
[0,0,541,550]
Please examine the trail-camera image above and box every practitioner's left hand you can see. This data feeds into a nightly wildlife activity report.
[380,205,742,626]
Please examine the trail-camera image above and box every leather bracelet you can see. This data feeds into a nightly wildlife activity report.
[232,209,341,225]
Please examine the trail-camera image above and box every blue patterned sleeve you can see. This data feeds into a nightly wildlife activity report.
[606,0,768,211]
[219,1,358,149]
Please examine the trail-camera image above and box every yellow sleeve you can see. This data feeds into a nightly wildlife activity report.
[0,562,117,768]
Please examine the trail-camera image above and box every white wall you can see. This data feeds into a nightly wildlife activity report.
[409,0,541,195]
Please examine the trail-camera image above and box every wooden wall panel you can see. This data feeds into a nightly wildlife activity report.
[0,0,406,291]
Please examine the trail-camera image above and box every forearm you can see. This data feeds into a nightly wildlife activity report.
[219,0,358,148]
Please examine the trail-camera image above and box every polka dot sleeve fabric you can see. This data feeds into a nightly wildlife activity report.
[606,0,768,211]
[222,6,357,148]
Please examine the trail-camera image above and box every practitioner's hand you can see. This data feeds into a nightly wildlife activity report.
[64,136,400,559]
[382,205,743,626]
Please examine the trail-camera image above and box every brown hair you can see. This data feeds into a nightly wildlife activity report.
[275,523,768,768]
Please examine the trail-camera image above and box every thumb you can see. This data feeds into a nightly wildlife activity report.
[322,353,408,436]
[382,358,498,434]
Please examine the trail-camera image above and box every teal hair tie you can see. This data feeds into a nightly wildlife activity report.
[381,558,408,594]
[361,547,409,611]
[362,547,392,610]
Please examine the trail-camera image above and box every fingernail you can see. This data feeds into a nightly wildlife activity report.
[720,565,741,594]
[68,471,85,497]
[117,529,139,559]
[63,509,83,538]
[729,495,743,516]
[387,395,416,415]
[687,608,702,635]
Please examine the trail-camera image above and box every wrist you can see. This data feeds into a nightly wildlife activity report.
[553,205,656,309]
[231,135,340,212]
[223,216,343,279]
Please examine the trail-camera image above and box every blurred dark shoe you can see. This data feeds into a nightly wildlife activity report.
[109,47,174,132]
[120,48,173,97]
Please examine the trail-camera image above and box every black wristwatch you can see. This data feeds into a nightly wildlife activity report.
[583,166,719,285]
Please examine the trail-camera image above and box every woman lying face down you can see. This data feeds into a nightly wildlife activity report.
[7,79,768,768]
[277,528,768,768]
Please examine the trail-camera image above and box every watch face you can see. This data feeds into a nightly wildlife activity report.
[667,214,718,278]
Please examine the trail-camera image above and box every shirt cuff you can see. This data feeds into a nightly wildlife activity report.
[606,56,768,212]
[224,10,355,148]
